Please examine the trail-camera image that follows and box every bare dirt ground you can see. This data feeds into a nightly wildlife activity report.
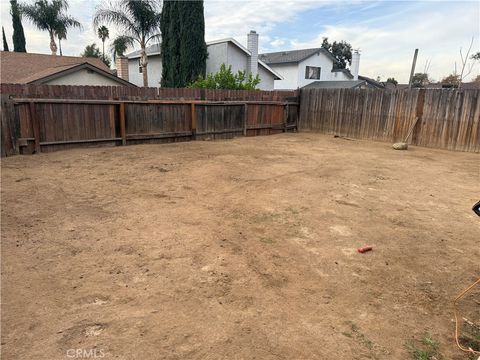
[1,133,479,360]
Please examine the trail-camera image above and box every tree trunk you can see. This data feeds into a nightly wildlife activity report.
[49,31,57,55]
[58,38,63,56]
[141,47,148,87]
[102,40,105,62]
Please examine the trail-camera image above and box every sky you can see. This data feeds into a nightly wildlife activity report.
[1,0,479,83]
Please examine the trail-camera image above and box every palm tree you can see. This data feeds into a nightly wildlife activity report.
[94,0,161,87]
[97,25,109,63]
[110,35,132,61]
[21,0,81,55]
[55,23,66,56]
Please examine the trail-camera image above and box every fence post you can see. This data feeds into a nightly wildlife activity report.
[243,103,248,136]
[412,89,425,144]
[119,102,126,145]
[0,94,19,157]
[109,96,115,138]
[28,101,41,153]
[283,104,289,132]
[191,103,196,140]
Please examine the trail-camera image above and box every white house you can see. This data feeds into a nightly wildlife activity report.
[259,48,361,90]
[119,31,282,90]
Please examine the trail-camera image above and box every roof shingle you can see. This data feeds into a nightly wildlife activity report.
[259,48,336,65]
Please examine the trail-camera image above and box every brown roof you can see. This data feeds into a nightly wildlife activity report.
[0,51,115,84]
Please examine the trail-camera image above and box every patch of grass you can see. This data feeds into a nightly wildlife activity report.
[406,334,441,360]
[461,335,480,358]
[422,335,439,349]
[462,329,480,349]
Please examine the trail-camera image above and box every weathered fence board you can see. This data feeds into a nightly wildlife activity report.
[299,88,479,152]
[0,84,299,156]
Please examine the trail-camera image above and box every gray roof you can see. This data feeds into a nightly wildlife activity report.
[127,43,161,59]
[358,75,385,89]
[301,80,366,89]
[259,48,336,65]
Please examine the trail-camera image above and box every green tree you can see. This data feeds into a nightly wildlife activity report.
[94,0,161,87]
[161,1,208,88]
[2,27,10,51]
[21,0,81,55]
[97,25,109,62]
[10,0,26,52]
[441,74,461,85]
[411,73,430,88]
[110,35,132,61]
[321,37,352,69]
[189,64,260,90]
[81,43,111,67]
[386,77,398,86]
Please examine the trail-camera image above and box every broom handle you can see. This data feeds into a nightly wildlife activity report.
[404,116,419,143]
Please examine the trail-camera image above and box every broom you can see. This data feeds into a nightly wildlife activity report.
[393,116,419,150]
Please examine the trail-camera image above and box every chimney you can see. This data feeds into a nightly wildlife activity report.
[247,30,259,77]
[351,50,360,80]
[116,55,129,82]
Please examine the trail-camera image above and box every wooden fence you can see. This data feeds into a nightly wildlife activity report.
[299,88,480,152]
[1,84,299,156]
[3,85,479,156]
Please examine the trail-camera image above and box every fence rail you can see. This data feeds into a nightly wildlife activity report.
[1,84,299,156]
[299,88,480,152]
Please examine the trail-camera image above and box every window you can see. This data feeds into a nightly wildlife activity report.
[305,66,321,80]
[138,59,142,73]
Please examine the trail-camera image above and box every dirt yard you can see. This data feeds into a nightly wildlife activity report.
[1,133,479,360]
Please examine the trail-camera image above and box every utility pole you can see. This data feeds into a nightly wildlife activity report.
[408,49,419,89]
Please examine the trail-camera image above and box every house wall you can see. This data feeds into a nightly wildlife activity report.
[271,52,340,89]
[207,43,274,90]
[45,68,126,86]
[258,65,275,90]
[127,55,162,87]
[271,63,299,90]
[206,43,228,74]
[332,71,352,81]
[226,43,248,74]
[297,53,337,88]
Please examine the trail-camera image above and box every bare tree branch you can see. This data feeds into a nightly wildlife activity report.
[458,36,474,89]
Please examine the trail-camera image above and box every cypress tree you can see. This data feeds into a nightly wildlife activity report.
[160,1,172,86]
[10,0,27,52]
[2,27,9,51]
[161,1,179,87]
[161,1,207,87]
[179,1,207,86]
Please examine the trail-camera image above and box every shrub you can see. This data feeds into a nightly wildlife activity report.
[188,63,260,90]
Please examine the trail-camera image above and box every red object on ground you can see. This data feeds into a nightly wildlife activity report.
[357,246,373,253]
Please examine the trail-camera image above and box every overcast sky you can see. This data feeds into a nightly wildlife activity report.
[1,0,479,83]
